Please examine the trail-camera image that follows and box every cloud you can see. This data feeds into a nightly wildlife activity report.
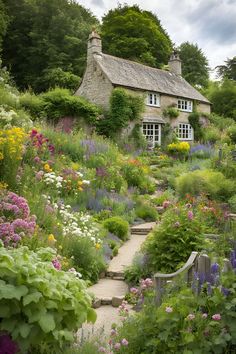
[91,0,105,7]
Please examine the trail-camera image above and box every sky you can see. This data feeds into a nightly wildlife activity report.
[77,0,236,77]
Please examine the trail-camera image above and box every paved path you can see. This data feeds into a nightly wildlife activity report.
[79,222,156,338]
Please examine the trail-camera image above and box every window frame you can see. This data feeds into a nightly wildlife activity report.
[177,98,193,112]
[142,122,161,148]
[146,92,160,107]
[176,123,193,141]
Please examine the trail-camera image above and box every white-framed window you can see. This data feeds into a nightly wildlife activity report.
[142,123,161,148]
[177,99,193,112]
[176,123,193,141]
[147,92,160,107]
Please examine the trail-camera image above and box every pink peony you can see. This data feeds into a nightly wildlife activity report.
[212,314,221,321]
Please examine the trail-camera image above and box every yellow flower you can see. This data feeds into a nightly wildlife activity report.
[0,152,4,160]
[0,181,8,190]
[77,180,83,186]
[95,243,101,250]
[78,187,83,192]
[44,163,52,172]
[48,234,56,243]
[71,162,79,171]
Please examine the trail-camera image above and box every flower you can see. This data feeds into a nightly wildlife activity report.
[212,314,221,321]
[0,333,19,354]
[121,338,129,346]
[52,258,61,270]
[110,329,116,336]
[211,263,220,274]
[48,234,56,243]
[187,314,195,320]
[44,163,52,173]
[202,313,208,319]
[165,306,173,313]
[130,287,138,295]
[98,347,106,353]
[163,200,171,209]
[114,343,121,350]
[187,210,194,220]
[174,221,180,227]
[95,243,101,250]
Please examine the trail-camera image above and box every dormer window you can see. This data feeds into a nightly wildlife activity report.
[147,92,160,107]
[177,99,193,112]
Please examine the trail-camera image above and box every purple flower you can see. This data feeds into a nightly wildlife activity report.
[211,263,220,274]
[212,314,221,321]
[98,347,106,353]
[130,287,138,295]
[114,342,121,350]
[121,338,129,346]
[52,258,61,270]
[0,333,19,354]
[187,211,194,220]
[221,287,230,297]
[174,221,180,228]
[34,156,41,163]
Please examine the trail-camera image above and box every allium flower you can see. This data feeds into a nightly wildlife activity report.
[187,314,195,320]
[130,287,138,295]
[114,343,121,350]
[174,221,180,228]
[110,329,116,336]
[121,338,129,346]
[212,314,221,321]
[98,347,106,353]
[165,306,173,313]
[187,211,194,220]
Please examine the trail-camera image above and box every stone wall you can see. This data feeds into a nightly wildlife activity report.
[75,55,113,109]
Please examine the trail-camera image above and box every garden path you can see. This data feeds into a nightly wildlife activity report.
[79,222,156,338]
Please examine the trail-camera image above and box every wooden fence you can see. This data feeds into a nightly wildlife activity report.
[154,251,233,305]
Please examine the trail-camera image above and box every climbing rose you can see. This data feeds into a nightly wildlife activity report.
[212,314,221,321]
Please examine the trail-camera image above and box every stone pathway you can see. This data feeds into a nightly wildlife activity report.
[79,222,156,337]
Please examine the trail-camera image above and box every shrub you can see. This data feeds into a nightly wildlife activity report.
[203,125,221,144]
[188,112,203,141]
[0,245,96,353]
[163,106,179,119]
[167,141,190,158]
[103,216,129,241]
[40,88,100,124]
[175,169,235,201]
[135,204,158,221]
[151,190,175,206]
[62,236,106,283]
[227,125,236,143]
[121,160,155,193]
[143,205,204,273]
[20,92,44,119]
[228,195,236,213]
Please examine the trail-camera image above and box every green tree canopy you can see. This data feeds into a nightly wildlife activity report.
[178,42,209,88]
[2,0,98,92]
[101,4,172,68]
[0,0,8,52]
[206,80,236,121]
[216,56,236,81]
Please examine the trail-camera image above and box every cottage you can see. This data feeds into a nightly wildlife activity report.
[76,31,211,147]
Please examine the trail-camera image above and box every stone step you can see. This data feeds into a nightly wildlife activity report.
[130,229,151,235]
[89,279,128,308]
[106,271,124,279]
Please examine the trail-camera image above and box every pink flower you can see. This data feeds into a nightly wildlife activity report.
[163,200,171,209]
[34,156,41,163]
[212,314,221,321]
[130,287,138,294]
[165,306,173,313]
[187,314,195,320]
[114,342,121,350]
[187,211,194,220]
[110,329,116,336]
[52,258,61,270]
[174,221,180,227]
[35,170,44,181]
[202,313,208,319]
[121,338,129,346]
[98,347,106,353]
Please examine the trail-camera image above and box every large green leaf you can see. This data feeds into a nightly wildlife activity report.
[0,284,28,300]
[38,312,56,333]
[23,291,42,306]
[19,323,32,338]
[87,308,97,323]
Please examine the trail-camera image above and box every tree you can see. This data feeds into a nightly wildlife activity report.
[101,4,172,69]
[206,80,236,121]
[216,57,236,81]
[0,0,8,52]
[2,0,98,91]
[178,42,209,88]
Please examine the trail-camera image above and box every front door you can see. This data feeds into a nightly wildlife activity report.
[142,123,161,148]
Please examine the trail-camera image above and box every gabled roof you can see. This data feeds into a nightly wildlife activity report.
[94,53,210,104]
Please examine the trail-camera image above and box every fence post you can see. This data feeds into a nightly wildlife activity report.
[222,259,232,273]
[155,277,165,306]
[197,254,211,278]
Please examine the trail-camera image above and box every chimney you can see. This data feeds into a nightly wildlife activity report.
[87,29,102,61]
[168,50,182,76]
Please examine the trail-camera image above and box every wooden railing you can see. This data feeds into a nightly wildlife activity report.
[154,252,233,305]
